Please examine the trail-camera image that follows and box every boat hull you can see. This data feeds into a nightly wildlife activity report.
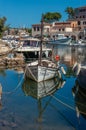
[48,38,71,45]
[25,65,59,82]
[77,68,86,88]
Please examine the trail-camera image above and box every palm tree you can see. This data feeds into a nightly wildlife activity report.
[65,7,74,20]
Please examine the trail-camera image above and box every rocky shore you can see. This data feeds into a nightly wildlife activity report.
[0,56,25,68]
[0,40,25,68]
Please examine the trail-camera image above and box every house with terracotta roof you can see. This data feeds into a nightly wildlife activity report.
[32,6,86,40]
[32,23,51,37]
[32,21,78,40]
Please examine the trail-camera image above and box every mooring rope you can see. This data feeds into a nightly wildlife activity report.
[55,92,86,108]
[2,67,27,95]
[51,94,75,111]
[51,94,86,116]
[55,93,74,103]
[49,102,76,129]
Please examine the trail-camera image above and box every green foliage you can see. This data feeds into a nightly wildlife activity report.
[0,16,9,38]
[27,28,32,34]
[24,27,32,35]
[43,12,62,22]
[65,7,75,19]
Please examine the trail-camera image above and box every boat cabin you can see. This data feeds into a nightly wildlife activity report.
[21,37,40,47]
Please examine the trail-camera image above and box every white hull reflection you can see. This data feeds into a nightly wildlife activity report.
[22,77,65,99]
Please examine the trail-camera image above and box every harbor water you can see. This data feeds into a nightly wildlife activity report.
[0,45,86,130]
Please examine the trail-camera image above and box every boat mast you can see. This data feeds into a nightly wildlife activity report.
[39,14,44,65]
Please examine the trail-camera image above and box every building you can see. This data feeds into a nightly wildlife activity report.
[50,21,78,39]
[32,23,51,37]
[32,6,86,40]
[32,21,78,40]
[73,6,86,39]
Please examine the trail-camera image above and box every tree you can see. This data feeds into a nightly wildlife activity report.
[43,12,62,22]
[27,28,32,34]
[0,16,9,37]
[65,7,74,19]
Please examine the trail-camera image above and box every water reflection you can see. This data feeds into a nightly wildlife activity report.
[22,77,65,124]
[72,80,86,119]
[76,65,86,87]
[53,46,86,66]
[0,45,86,129]
[22,77,65,99]
[0,69,6,76]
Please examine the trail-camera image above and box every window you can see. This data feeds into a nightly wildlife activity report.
[78,21,81,25]
[34,27,36,31]
[37,27,40,31]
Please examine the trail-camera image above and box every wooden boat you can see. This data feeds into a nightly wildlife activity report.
[25,59,61,82]
[25,15,65,82]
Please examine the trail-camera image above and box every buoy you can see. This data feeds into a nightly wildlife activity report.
[72,62,78,70]
[0,84,2,100]
[55,55,60,61]
[61,67,66,75]
[58,70,62,79]
[76,106,80,118]
[61,81,66,88]
[76,63,81,75]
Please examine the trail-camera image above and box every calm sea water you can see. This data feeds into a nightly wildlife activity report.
[0,45,86,130]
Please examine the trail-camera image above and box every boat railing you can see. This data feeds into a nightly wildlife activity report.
[24,57,51,63]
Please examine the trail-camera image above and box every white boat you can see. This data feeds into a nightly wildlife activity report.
[25,59,61,82]
[15,37,51,59]
[78,39,86,46]
[48,34,72,45]
[25,15,66,82]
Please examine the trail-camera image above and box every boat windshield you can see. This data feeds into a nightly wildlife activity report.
[22,40,40,47]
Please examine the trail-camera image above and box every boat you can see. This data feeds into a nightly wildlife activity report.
[72,79,86,119]
[25,15,66,82]
[22,77,65,99]
[25,59,62,82]
[47,34,72,45]
[72,62,86,88]
[78,39,86,46]
[15,37,51,60]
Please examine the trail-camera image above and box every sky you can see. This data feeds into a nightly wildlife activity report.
[0,0,86,28]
